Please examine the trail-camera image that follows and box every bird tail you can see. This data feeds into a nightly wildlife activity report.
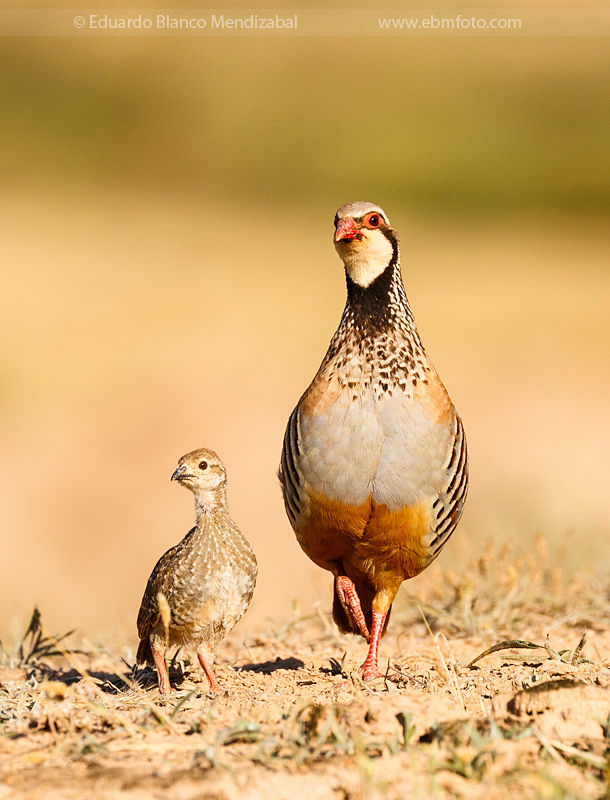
[136,637,153,667]
[332,581,392,639]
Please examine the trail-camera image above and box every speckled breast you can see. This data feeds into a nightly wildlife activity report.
[284,363,462,577]
[298,373,454,511]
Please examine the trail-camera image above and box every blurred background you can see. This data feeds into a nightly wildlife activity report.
[1,0,609,644]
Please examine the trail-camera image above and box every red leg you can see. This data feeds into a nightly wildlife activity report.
[150,638,171,694]
[335,575,370,639]
[359,609,386,681]
[197,649,221,692]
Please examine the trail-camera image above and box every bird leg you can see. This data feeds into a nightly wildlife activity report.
[335,575,370,640]
[149,637,171,694]
[359,609,386,681]
[197,648,221,692]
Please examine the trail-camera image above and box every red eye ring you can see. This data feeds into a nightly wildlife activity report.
[365,213,381,228]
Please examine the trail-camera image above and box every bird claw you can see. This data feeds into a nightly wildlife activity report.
[359,664,383,682]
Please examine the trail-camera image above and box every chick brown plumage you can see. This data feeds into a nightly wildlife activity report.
[137,448,257,693]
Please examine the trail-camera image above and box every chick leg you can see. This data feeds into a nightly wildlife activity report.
[359,609,386,681]
[149,637,171,694]
[335,575,370,639]
[197,648,221,692]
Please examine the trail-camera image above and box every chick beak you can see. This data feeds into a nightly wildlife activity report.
[335,218,360,242]
[171,465,187,481]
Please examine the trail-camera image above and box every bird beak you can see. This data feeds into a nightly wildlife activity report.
[171,465,186,481]
[335,218,360,242]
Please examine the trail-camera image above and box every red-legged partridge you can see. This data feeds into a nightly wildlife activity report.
[279,202,468,681]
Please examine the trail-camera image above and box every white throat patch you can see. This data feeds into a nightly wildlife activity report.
[337,230,394,288]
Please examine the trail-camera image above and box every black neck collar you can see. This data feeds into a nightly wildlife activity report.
[345,234,401,329]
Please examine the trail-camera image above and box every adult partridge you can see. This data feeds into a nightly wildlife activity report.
[137,448,257,693]
[279,202,468,681]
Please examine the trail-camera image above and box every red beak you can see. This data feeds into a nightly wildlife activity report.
[335,218,360,242]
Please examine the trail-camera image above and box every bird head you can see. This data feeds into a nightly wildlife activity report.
[171,448,227,511]
[333,202,398,288]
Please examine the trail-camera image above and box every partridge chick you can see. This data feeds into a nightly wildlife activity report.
[137,448,257,693]
[279,203,468,681]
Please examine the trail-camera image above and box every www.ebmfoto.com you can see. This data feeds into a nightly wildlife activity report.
[379,15,522,30]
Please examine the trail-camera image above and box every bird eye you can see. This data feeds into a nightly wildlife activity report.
[199,461,208,470]
[366,213,381,228]
[333,214,339,227]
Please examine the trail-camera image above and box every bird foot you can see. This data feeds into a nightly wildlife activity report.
[149,638,172,694]
[157,687,180,698]
[357,608,387,682]
[335,575,370,639]
[197,651,221,693]
[359,663,383,682]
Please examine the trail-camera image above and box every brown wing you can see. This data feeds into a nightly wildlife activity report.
[136,538,187,640]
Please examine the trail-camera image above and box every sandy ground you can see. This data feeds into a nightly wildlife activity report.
[2,551,610,800]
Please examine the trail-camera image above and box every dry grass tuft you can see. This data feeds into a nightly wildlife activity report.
[403,534,610,638]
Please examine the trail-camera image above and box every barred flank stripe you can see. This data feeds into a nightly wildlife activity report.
[430,414,468,556]
[280,407,304,524]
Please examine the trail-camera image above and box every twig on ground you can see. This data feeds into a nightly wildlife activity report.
[467,640,544,668]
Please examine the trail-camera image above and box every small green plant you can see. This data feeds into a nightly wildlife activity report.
[217,718,261,746]
[396,711,416,747]
[440,746,494,781]
[252,702,356,766]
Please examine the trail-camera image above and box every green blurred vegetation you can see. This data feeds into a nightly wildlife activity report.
[0,36,609,217]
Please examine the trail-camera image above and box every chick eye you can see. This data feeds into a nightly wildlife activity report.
[366,213,381,228]
[199,461,208,470]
